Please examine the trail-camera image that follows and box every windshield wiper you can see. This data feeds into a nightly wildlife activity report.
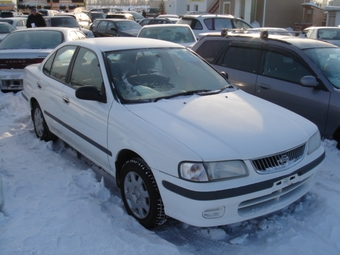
[153,90,211,102]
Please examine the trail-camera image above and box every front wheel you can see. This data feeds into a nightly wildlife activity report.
[120,158,167,229]
[32,102,56,141]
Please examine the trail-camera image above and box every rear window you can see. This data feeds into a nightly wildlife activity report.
[0,30,63,49]
[51,17,78,27]
[178,18,203,30]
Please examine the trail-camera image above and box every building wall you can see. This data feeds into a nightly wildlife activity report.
[265,0,304,28]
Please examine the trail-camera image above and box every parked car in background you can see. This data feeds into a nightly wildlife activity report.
[0,22,16,42]
[146,7,160,17]
[90,19,141,37]
[157,14,179,19]
[37,9,58,16]
[139,18,173,27]
[0,27,86,92]
[137,24,197,48]
[73,12,92,29]
[122,11,145,23]
[156,14,179,23]
[44,15,94,37]
[303,26,340,46]
[83,11,106,22]
[0,11,19,18]
[105,12,135,21]
[192,32,340,149]
[177,14,252,38]
[0,17,27,29]
[22,37,325,229]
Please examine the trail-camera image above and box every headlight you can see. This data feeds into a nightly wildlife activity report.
[179,161,248,182]
[307,130,321,155]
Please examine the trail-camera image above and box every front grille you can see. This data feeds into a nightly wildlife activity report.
[251,144,306,174]
[0,58,45,69]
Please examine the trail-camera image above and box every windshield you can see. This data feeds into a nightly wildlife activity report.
[106,48,234,102]
[304,47,340,89]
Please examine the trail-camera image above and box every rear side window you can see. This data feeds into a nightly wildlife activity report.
[195,39,228,63]
[221,46,262,73]
[178,18,203,30]
[48,45,77,83]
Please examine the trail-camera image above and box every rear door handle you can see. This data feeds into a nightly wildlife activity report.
[258,84,271,90]
[37,82,42,89]
[62,95,70,104]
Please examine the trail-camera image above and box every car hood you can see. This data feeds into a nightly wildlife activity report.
[125,90,316,161]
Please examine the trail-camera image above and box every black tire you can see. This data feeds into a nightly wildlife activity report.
[121,158,167,229]
[32,102,55,141]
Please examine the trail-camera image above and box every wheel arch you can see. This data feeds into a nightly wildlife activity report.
[115,149,143,188]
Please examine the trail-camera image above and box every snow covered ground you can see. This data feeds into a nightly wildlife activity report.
[1,91,340,255]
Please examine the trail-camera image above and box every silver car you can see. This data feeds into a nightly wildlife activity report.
[192,32,340,149]
[0,27,86,92]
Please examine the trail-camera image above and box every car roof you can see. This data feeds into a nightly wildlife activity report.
[9,27,81,33]
[0,17,27,20]
[182,14,237,19]
[304,26,340,29]
[201,33,338,50]
[95,18,135,22]
[141,24,192,29]
[61,37,185,51]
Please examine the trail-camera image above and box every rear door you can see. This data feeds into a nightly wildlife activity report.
[255,47,330,134]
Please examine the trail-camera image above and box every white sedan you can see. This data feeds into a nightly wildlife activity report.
[22,37,325,229]
[0,27,86,92]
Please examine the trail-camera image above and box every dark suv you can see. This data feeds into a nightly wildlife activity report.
[89,19,142,37]
[192,32,340,148]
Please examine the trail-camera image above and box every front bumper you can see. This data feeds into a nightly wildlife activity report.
[0,69,24,91]
[155,148,325,227]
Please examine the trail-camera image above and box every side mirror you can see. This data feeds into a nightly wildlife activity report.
[75,85,106,103]
[300,76,318,88]
[220,71,228,80]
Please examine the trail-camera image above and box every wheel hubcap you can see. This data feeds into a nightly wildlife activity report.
[34,108,44,137]
[124,171,150,219]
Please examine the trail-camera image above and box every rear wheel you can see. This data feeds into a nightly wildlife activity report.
[121,158,167,229]
[32,103,55,141]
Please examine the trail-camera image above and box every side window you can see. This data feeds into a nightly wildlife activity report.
[195,40,227,63]
[107,21,115,31]
[204,18,213,30]
[192,19,203,30]
[43,52,56,76]
[70,48,103,91]
[262,51,312,84]
[214,18,232,30]
[49,46,77,83]
[98,21,108,30]
[222,46,262,73]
